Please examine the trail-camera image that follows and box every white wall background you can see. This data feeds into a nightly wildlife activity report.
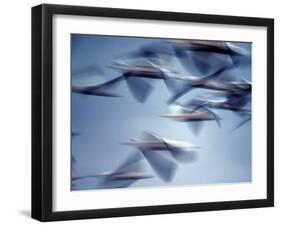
[0,0,278,225]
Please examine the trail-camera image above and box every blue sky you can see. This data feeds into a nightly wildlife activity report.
[71,34,252,190]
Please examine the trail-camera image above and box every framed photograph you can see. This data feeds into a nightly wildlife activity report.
[32,4,274,221]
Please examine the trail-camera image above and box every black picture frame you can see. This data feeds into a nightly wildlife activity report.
[32,3,274,222]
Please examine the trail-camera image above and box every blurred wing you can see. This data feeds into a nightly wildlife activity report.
[130,42,175,58]
[114,152,144,174]
[161,139,198,163]
[73,76,123,96]
[183,41,232,55]
[202,107,221,128]
[229,44,251,67]
[139,131,178,181]
[189,52,212,75]
[98,152,145,189]
[227,94,251,108]
[164,73,190,92]
[202,63,236,81]
[187,121,204,136]
[141,149,177,182]
[173,46,199,74]
[167,85,193,104]
[170,149,198,163]
[95,76,124,90]
[140,131,161,142]
[233,117,251,131]
[125,75,153,103]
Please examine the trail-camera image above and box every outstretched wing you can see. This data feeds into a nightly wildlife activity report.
[124,73,154,103]
[140,131,161,143]
[137,132,177,182]
[72,76,124,97]
[187,121,205,136]
[188,102,221,128]
[94,76,124,90]
[161,140,198,163]
[202,63,236,81]
[167,85,193,104]
[128,42,174,58]
[141,148,177,182]
[98,152,146,188]
[233,116,251,131]
[114,152,144,174]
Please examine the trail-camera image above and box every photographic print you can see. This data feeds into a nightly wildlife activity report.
[32,4,273,221]
[71,34,252,191]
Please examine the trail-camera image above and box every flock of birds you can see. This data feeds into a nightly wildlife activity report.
[71,39,252,190]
